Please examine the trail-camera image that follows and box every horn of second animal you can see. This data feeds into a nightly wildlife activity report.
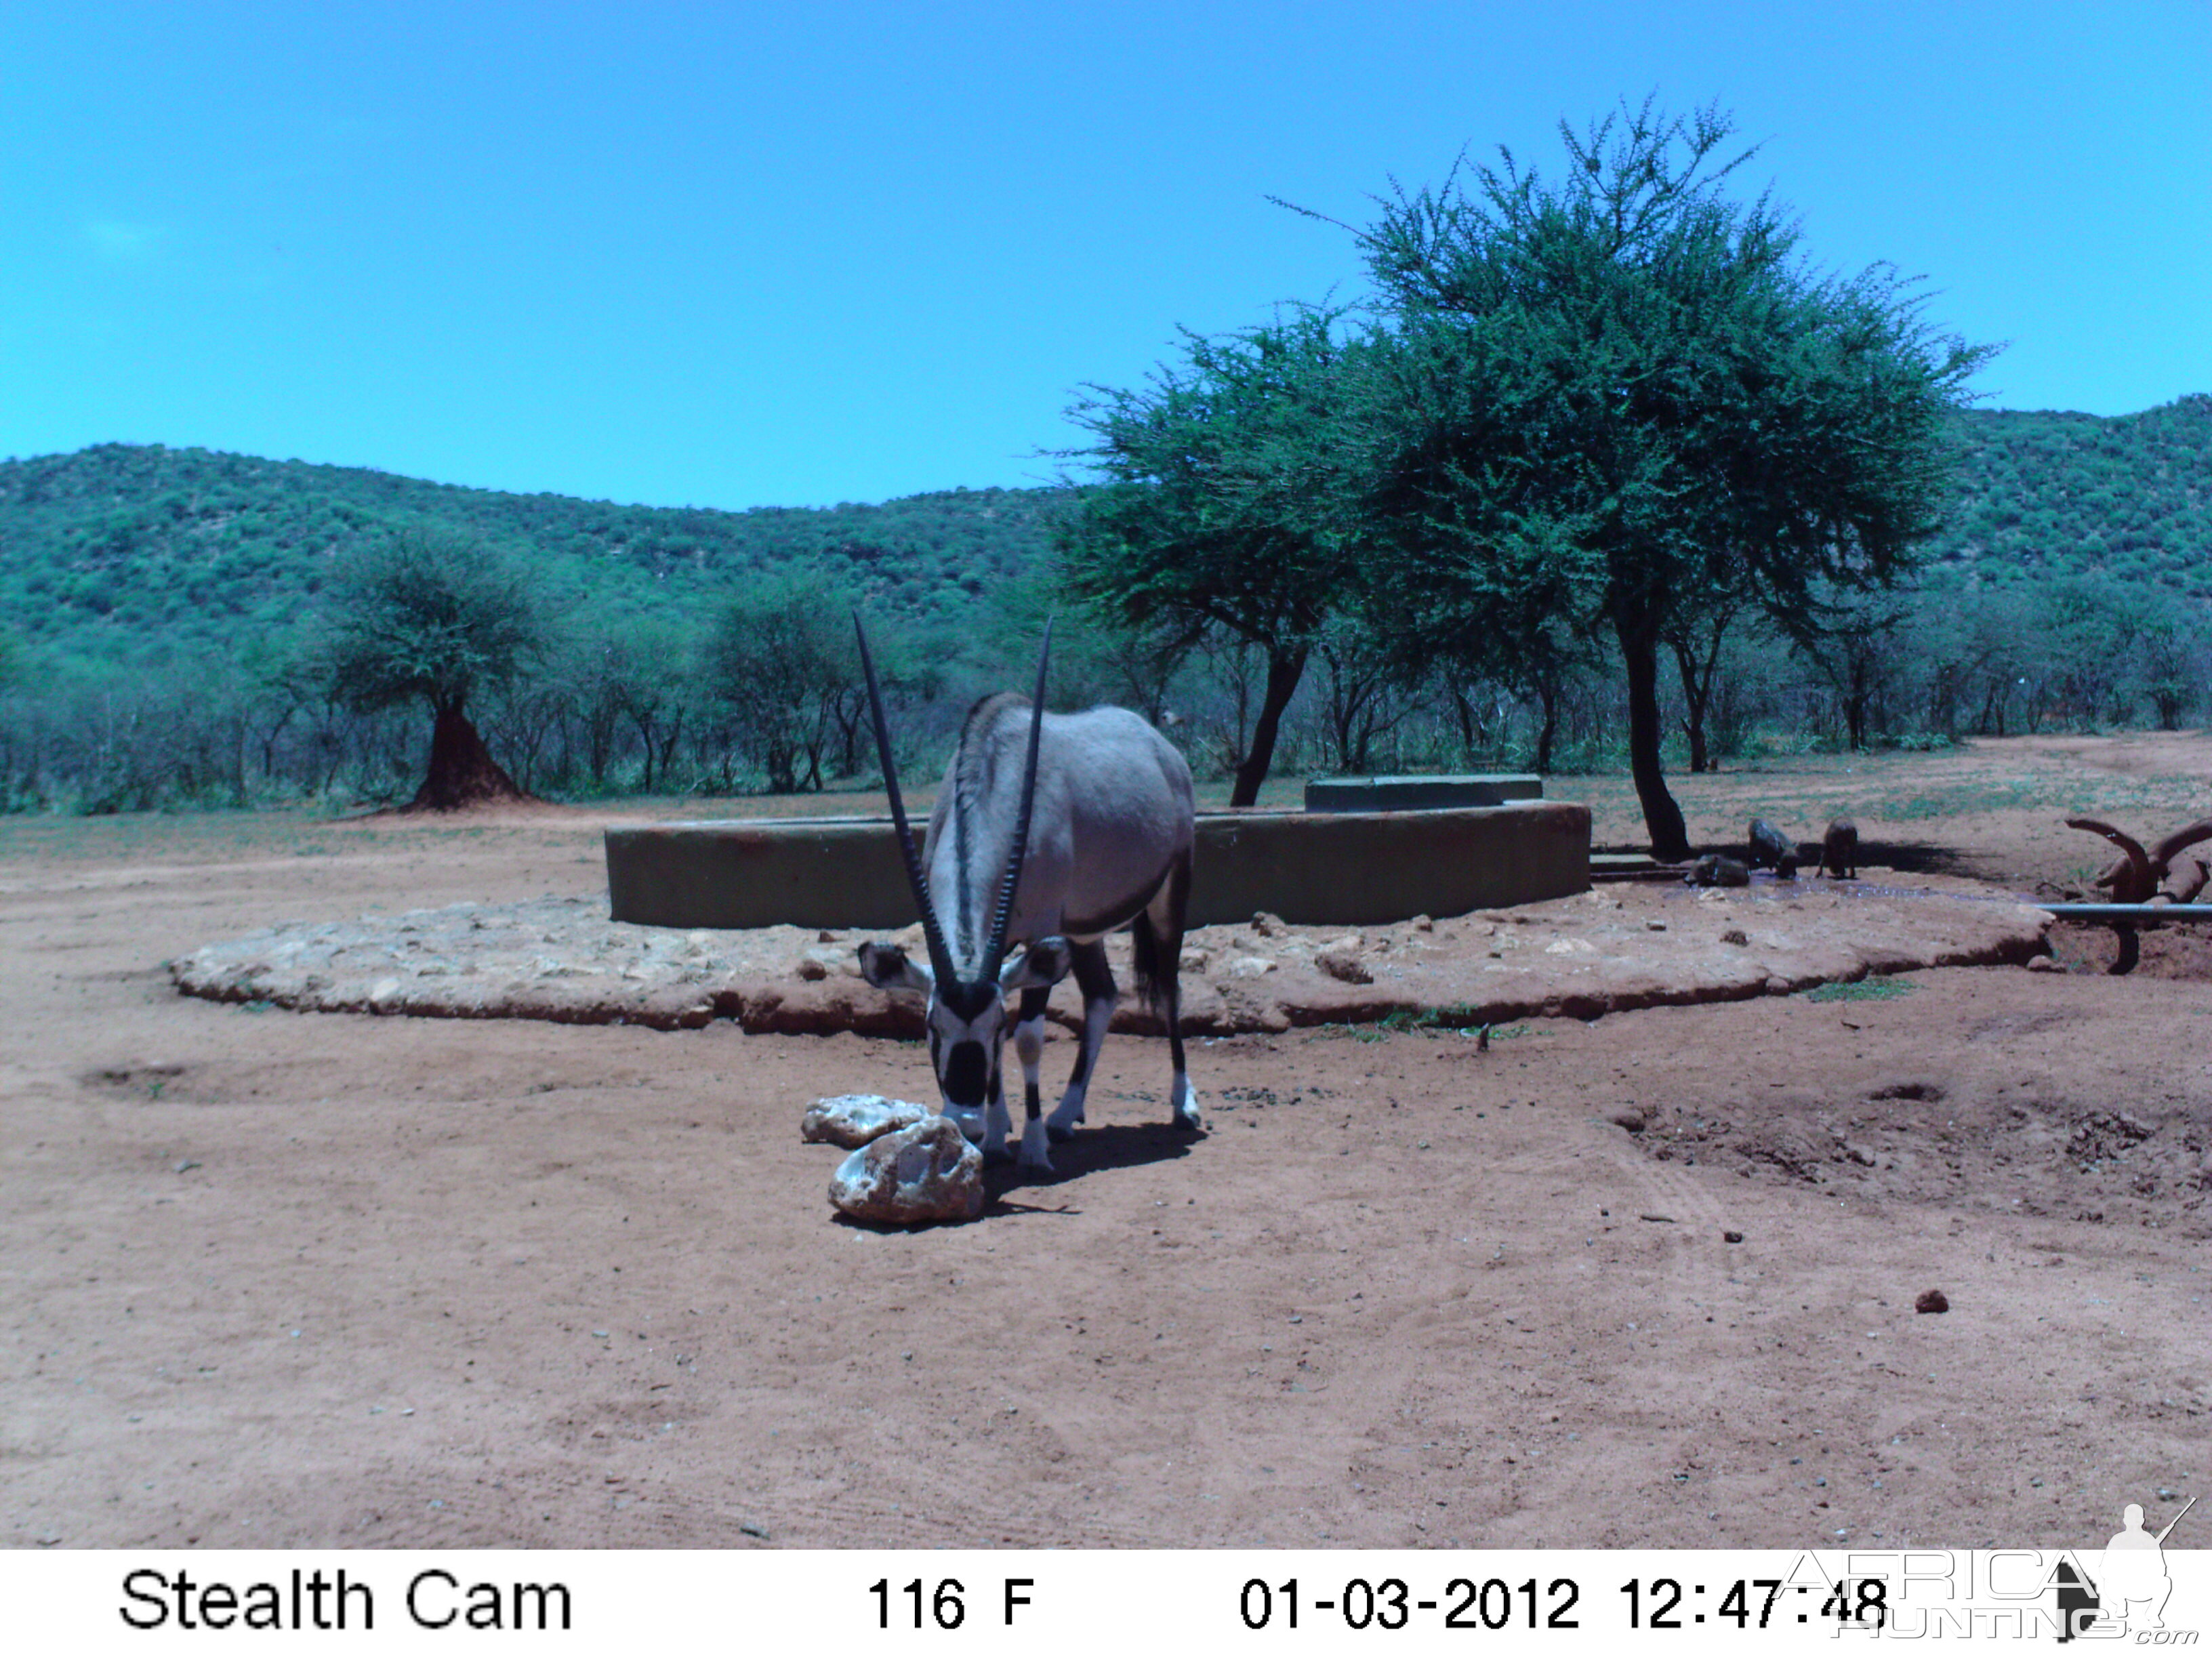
[982,621,1053,981]
[853,612,955,987]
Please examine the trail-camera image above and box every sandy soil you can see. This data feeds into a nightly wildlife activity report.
[5,734,2209,1551]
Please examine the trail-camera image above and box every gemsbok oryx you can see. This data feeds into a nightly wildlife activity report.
[852,617,1202,1173]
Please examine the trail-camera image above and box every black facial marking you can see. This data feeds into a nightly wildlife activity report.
[938,979,1001,1023]
[942,1040,989,1107]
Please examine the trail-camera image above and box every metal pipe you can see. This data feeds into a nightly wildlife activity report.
[2041,903,2212,921]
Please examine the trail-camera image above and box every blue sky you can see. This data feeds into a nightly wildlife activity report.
[3,2,2205,511]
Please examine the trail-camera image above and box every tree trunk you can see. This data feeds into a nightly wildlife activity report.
[1229,647,1309,808]
[656,716,684,792]
[1532,676,1559,776]
[835,699,865,778]
[1671,635,1714,773]
[765,737,798,794]
[1448,682,1479,759]
[407,700,533,811]
[1616,617,1690,860]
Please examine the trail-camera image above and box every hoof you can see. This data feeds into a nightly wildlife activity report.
[1172,1110,1204,1133]
[982,1146,1014,1168]
[1015,1153,1055,1176]
[1046,1123,1077,1144]
[1017,1119,1054,1173]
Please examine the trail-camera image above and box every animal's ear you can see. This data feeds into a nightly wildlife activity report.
[999,936,1072,994]
[858,941,933,994]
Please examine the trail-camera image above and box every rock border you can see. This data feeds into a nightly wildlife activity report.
[170,880,2053,1038]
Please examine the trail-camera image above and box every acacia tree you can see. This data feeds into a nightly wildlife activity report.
[1054,308,1378,805]
[979,571,1193,730]
[611,619,697,794]
[1349,98,1991,857]
[1665,592,1743,773]
[320,531,551,809]
[2131,590,2209,730]
[1792,585,1909,750]
[702,569,862,794]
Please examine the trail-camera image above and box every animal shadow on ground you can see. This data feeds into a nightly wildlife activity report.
[1862,840,1980,879]
[985,1120,1207,1196]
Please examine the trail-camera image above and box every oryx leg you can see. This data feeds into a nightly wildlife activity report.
[1146,859,1202,1131]
[1164,983,1198,1129]
[1047,938,1115,1142]
[978,1023,1020,1166]
[981,1078,1012,1165]
[1014,984,1054,1172]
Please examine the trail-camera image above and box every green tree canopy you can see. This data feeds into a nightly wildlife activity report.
[702,568,863,793]
[1053,306,1381,805]
[1349,98,1993,856]
[320,530,552,808]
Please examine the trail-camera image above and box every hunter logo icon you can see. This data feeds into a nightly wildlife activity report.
[2061,1494,2196,1639]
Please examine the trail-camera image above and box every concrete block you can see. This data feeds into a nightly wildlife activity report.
[1304,774,1542,812]
[605,801,1590,931]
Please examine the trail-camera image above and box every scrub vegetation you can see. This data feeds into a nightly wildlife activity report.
[0,100,2205,828]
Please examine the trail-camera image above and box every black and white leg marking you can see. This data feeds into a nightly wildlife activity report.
[982,1046,1012,1164]
[1015,984,1052,1171]
[1148,867,1201,1131]
[1046,939,1115,1142]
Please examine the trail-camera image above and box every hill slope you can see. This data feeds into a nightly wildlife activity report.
[1,395,2206,672]
[1925,394,2212,588]
[0,444,1064,668]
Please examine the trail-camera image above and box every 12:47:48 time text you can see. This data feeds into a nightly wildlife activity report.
[1620,1578,1890,1629]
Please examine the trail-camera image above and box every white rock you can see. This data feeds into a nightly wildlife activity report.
[828,1118,984,1226]
[802,1094,933,1148]
[1226,955,1277,979]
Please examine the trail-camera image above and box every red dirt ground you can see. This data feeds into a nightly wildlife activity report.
[4,734,2207,1551]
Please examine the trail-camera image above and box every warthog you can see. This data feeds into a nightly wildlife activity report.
[1823,819,1859,880]
[1747,819,1797,878]
[1685,853,1750,888]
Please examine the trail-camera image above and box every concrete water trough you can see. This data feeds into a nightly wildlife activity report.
[605,800,1591,931]
[1303,773,1542,812]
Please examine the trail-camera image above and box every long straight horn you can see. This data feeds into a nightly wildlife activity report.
[981,619,1053,983]
[854,613,956,988]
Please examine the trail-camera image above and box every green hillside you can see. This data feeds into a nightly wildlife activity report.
[3,396,2207,678]
[1923,394,2212,592]
[0,395,2206,814]
[0,443,1064,670]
